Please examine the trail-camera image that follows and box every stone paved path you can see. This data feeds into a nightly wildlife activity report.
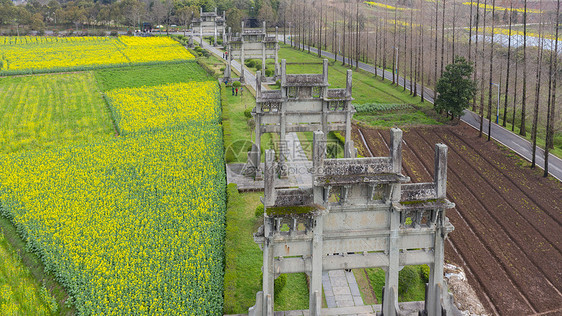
[322,270,364,308]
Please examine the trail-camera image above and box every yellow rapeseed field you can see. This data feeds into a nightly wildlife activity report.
[0,72,225,313]
[106,81,220,134]
[364,1,410,11]
[0,36,194,75]
[462,2,543,14]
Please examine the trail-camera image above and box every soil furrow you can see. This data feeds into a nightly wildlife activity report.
[411,128,559,312]
[405,129,534,315]
[423,129,562,292]
[449,124,562,224]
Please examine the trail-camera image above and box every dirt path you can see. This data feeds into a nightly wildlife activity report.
[354,123,562,315]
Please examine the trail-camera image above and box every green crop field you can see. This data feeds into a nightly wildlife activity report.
[0,72,115,154]
[95,62,211,91]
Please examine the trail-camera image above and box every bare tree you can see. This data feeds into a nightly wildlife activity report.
[512,56,519,132]
[468,0,474,61]
[434,0,439,100]
[440,0,446,78]
[409,6,414,94]
[502,3,513,127]
[545,0,560,176]
[521,0,528,136]
[420,0,425,102]
[392,5,398,84]
[355,0,360,69]
[486,0,496,141]
[472,0,481,111]
[531,10,545,168]
[342,1,347,65]
[479,0,488,137]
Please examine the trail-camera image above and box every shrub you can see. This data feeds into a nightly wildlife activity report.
[245,60,256,68]
[420,265,430,283]
[265,69,274,77]
[244,108,253,119]
[274,274,287,297]
[232,81,241,88]
[259,273,288,298]
[220,66,226,72]
[110,31,118,36]
[255,204,264,217]
[398,266,420,295]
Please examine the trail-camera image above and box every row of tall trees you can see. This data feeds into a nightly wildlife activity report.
[283,0,560,177]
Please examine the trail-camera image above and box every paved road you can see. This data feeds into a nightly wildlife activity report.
[278,36,562,181]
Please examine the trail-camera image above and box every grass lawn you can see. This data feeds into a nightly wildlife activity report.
[354,108,442,128]
[365,265,428,303]
[275,45,447,127]
[94,61,210,91]
[0,72,115,154]
[277,45,424,106]
[223,185,309,313]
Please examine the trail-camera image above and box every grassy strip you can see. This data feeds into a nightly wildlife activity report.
[223,185,308,313]
[353,269,378,305]
[0,216,73,314]
[354,108,442,128]
[277,45,424,105]
[94,62,211,91]
[0,59,194,77]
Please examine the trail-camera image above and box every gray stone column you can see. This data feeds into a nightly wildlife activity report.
[225,43,232,80]
[254,113,262,179]
[214,17,217,46]
[262,150,276,315]
[264,149,276,206]
[309,214,323,315]
[275,27,280,78]
[426,143,448,316]
[262,43,267,77]
[262,215,275,316]
[312,131,326,204]
[256,71,262,99]
[240,22,245,83]
[346,69,353,98]
[279,105,287,178]
[278,59,287,178]
[281,59,287,88]
[383,200,400,315]
[390,128,403,174]
[383,128,403,315]
[344,70,354,158]
[434,144,448,199]
[262,21,267,77]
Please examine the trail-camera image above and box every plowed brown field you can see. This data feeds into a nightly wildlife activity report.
[352,123,562,315]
